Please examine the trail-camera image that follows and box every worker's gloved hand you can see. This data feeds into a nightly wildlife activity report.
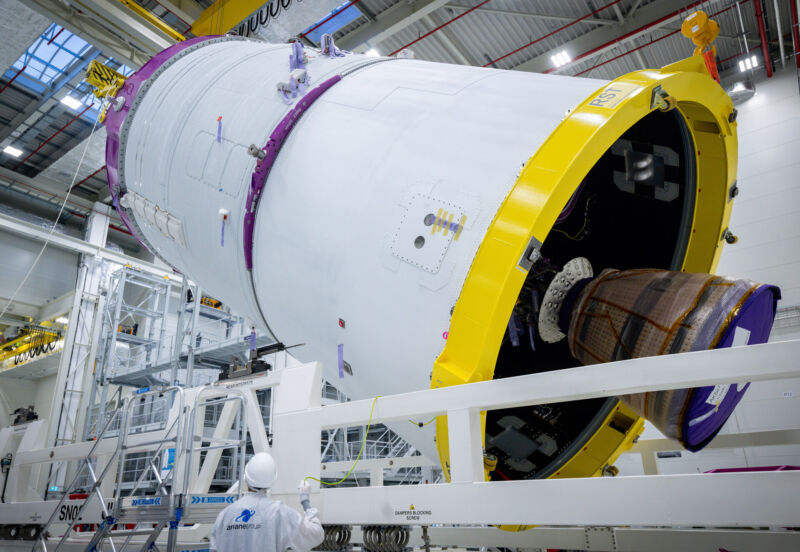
[299,480,312,511]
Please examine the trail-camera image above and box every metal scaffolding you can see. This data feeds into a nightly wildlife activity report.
[82,266,269,441]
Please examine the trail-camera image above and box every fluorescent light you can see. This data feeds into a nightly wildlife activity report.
[56,316,69,324]
[739,54,760,72]
[3,145,22,157]
[364,48,380,58]
[550,50,571,68]
[60,95,83,110]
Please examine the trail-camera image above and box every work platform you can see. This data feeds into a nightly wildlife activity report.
[0,340,797,551]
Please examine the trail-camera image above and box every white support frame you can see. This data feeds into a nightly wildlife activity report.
[2,340,799,551]
[269,340,800,529]
[0,212,178,280]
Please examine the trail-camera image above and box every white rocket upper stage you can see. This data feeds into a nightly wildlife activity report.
[112,37,604,457]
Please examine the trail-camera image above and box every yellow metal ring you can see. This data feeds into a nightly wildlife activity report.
[431,55,737,511]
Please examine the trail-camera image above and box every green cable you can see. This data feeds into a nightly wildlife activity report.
[408,417,435,427]
[304,395,380,486]
[552,196,591,241]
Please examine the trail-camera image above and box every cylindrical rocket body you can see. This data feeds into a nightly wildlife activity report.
[111,37,605,456]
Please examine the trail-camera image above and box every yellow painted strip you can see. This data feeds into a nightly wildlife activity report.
[431,208,443,235]
[439,211,448,233]
[190,0,265,36]
[442,212,454,236]
[116,0,185,42]
[431,53,736,508]
[453,215,467,241]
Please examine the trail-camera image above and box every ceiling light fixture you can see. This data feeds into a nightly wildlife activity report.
[60,95,83,110]
[55,316,69,324]
[3,145,23,157]
[365,48,380,58]
[550,50,571,68]
[739,55,758,72]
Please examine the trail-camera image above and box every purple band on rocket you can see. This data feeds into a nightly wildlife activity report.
[103,36,219,250]
[243,75,342,270]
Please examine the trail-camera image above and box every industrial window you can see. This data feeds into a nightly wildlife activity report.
[301,2,362,44]
[5,24,92,92]
[2,24,136,118]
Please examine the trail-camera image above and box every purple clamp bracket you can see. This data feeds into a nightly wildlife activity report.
[289,41,307,71]
[320,34,347,58]
[243,75,342,270]
[277,71,310,105]
[279,41,311,105]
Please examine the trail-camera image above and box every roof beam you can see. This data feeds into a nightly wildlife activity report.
[157,0,202,21]
[337,0,454,52]
[354,3,377,22]
[36,290,74,322]
[0,165,101,215]
[423,14,476,65]
[69,0,174,52]
[613,2,647,68]
[0,211,177,280]
[446,4,617,26]
[510,0,728,74]
[18,0,155,68]
[0,295,39,319]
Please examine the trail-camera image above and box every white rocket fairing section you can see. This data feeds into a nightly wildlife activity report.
[106,35,738,479]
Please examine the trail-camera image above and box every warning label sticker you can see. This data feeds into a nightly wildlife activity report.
[394,504,432,521]
[705,384,730,407]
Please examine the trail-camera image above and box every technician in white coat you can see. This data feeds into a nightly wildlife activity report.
[210,452,324,552]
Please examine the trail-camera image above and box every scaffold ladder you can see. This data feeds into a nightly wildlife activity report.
[84,386,247,552]
[84,386,187,552]
[35,402,127,552]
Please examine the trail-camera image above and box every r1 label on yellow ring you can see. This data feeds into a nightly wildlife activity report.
[589,83,640,109]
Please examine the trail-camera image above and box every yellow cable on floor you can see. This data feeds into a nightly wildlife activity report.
[305,395,380,486]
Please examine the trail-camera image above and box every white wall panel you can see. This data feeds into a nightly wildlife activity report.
[0,377,36,426]
[718,67,800,472]
[0,229,78,307]
[32,373,56,424]
[717,69,800,306]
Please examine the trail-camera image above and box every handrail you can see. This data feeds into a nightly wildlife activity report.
[318,340,800,430]
[115,386,185,506]
[183,386,248,498]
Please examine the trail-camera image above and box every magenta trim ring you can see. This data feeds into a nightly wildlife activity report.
[243,75,342,270]
[104,36,220,251]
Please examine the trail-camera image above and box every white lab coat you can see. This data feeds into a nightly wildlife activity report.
[209,492,324,552]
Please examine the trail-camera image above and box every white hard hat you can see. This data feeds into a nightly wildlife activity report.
[245,452,278,489]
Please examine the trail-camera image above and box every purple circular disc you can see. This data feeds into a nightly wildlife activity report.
[682,285,780,451]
